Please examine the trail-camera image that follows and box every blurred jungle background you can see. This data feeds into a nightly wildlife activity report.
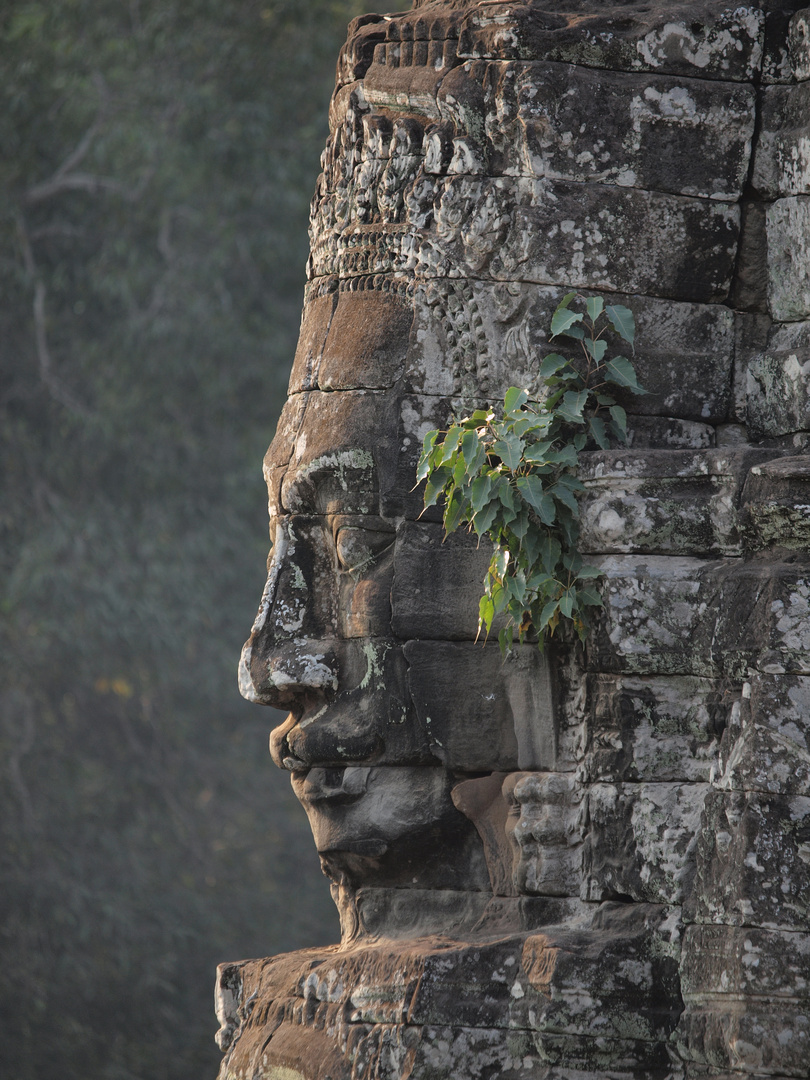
[1,1,404,1076]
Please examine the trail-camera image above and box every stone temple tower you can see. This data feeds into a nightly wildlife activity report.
[217,2,810,1077]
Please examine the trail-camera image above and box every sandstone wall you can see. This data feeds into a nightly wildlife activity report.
[219,3,810,1078]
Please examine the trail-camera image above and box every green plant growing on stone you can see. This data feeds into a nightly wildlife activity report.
[417,292,646,654]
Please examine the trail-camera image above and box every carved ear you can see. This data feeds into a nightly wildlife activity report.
[451,772,516,896]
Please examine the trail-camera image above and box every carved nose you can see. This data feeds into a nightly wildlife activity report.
[239,519,337,707]
[240,626,339,708]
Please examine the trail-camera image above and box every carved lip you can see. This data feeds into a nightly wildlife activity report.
[282,753,309,771]
[318,838,388,858]
[295,785,366,807]
[292,765,373,806]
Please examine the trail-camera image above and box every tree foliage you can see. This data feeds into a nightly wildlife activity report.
[0,2,394,1075]
[418,294,645,654]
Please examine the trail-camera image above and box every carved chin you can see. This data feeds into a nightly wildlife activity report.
[290,765,489,891]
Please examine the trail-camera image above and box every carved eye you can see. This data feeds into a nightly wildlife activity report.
[335,527,394,574]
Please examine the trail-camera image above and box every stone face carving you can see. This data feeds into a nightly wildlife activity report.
[219,2,810,1077]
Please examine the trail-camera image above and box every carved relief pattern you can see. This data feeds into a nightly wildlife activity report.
[218,3,810,1078]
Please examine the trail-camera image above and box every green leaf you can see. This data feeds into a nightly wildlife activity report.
[498,626,513,657]
[416,429,440,481]
[489,576,509,614]
[453,453,468,488]
[509,506,531,540]
[504,386,529,413]
[462,428,485,471]
[585,296,605,321]
[472,499,500,537]
[513,416,548,440]
[558,591,574,619]
[443,486,468,534]
[492,547,510,582]
[479,594,495,633]
[557,389,588,424]
[550,307,584,338]
[609,404,628,441]
[522,528,542,570]
[437,425,463,464]
[423,466,450,509]
[506,570,528,608]
[494,476,517,514]
[470,474,492,511]
[537,533,562,574]
[605,304,635,345]
[493,432,525,471]
[577,564,604,580]
[588,415,609,449]
[526,570,555,593]
[549,482,579,514]
[584,337,607,363]
[578,584,604,607]
[563,324,585,340]
[516,475,556,525]
[539,353,569,379]
[537,599,560,632]
[555,470,584,491]
[521,440,555,465]
[604,356,644,393]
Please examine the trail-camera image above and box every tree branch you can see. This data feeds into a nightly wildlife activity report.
[22,72,153,207]
[15,213,94,419]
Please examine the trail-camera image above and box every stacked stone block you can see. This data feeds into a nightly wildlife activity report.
[219,3,810,1078]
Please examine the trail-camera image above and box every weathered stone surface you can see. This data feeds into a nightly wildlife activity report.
[746,670,810,764]
[762,4,810,83]
[577,449,778,557]
[747,320,810,438]
[713,699,810,799]
[767,195,810,320]
[352,888,590,940]
[754,82,810,198]
[288,291,337,392]
[583,674,725,783]
[678,924,810,1076]
[742,455,810,550]
[405,642,557,771]
[274,389,398,515]
[456,2,765,82]
[587,555,723,677]
[292,764,489,892]
[225,2,810,1077]
[693,789,810,931]
[681,924,810,1002]
[288,289,414,393]
[422,176,740,303]
[216,906,682,1079]
[522,903,683,1042]
[506,772,583,897]
[391,520,487,640]
[488,62,755,199]
[407,284,736,423]
[589,557,810,678]
[677,998,810,1077]
[583,781,708,904]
